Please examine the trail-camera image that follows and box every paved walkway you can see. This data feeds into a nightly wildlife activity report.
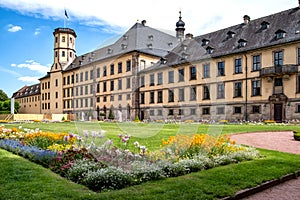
[229,131,300,199]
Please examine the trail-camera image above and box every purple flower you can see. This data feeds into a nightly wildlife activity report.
[83,130,89,138]
[118,133,123,138]
[91,131,98,138]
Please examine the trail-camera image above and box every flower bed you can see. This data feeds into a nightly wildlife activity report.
[0,125,260,192]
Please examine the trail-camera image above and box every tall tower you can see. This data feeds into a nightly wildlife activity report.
[175,11,185,41]
[51,28,77,72]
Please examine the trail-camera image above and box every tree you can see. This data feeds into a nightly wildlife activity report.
[0,89,8,101]
[108,105,115,120]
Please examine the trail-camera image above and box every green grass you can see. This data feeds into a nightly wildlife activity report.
[4,122,300,151]
[0,148,300,200]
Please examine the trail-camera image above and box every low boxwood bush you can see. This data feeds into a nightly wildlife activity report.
[294,131,300,141]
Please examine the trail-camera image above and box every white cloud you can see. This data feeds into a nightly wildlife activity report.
[18,76,40,83]
[0,66,21,77]
[7,24,22,32]
[34,28,41,35]
[0,0,297,35]
[11,60,50,74]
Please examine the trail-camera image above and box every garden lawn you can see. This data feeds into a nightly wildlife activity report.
[4,122,300,151]
[1,148,300,200]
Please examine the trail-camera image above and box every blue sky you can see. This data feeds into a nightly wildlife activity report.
[0,0,297,97]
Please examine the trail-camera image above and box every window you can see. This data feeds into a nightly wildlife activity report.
[126,60,131,72]
[178,109,184,115]
[118,79,122,90]
[80,86,83,95]
[118,62,122,73]
[90,85,93,94]
[103,96,107,102]
[275,29,286,40]
[67,76,70,85]
[234,82,242,97]
[97,68,100,78]
[274,78,283,86]
[103,82,107,92]
[157,72,163,85]
[103,66,107,76]
[217,107,225,114]
[178,68,185,82]
[97,97,100,103]
[217,61,225,76]
[140,93,145,104]
[85,86,88,95]
[150,74,155,86]
[150,110,155,116]
[126,78,131,89]
[203,64,210,78]
[110,80,114,91]
[55,79,58,87]
[55,37,58,43]
[296,105,300,113]
[55,92,58,99]
[252,105,260,114]
[110,64,114,75]
[62,51,65,57]
[140,60,146,70]
[217,83,225,99]
[90,70,94,80]
[168,71,174,83]
[126,94,130,100]
[157,110,163,116]
[234,58,242,74]
[150,92,155,104]
[253,55,261,71]
[168,109,174,116]
[252,80,261,96]
[190,108,196,115]
[62,36,65,42]
[168,89,174,102]
[298,48,300,65]
[190,87,196,101]
[203,85,210,100]
[274,50,283,66]
[157,91,163,103]
[111,95,114,102]
[140,76,145,87]
[97,83,100,93]
[85,71,88,81]
[297,75,300,93]
[178,88,185,102]
[190,66,197,80]
[203,107,210,115]
[118,95,122,101]
[234,107,242,114]
[80,72,83,82]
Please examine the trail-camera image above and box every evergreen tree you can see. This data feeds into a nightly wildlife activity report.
[0,89,8,101]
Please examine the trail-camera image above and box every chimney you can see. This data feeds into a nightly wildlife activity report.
[185,33,193,39]
[141,20,146,26]
[243,15,250,24]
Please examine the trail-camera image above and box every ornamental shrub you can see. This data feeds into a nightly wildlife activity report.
[294,131,300,141]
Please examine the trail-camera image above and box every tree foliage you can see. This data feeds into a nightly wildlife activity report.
[0,89,8,101]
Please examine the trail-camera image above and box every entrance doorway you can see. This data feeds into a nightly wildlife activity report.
[274,103,283,122]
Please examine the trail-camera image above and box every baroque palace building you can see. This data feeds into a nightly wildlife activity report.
[13,4,300,122]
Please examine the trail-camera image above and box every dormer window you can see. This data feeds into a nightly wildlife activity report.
[123,35,128,40]
[160,58,167,64]
[107,48,113,54]
[181,52,188,60]
[261,21,270,30]
[91,52,95,57]
[79,61,83,66]
[227,31,236,39]
[148,35,153,41]
[238,39,247,47]
[201,39,209,46]
[81,55,85,60]
[181,44,187,51]
[88,57,93,62]
[121,44,127,50]
[168,42,173,47]
[206,46,214,54]
[275,29,286,39]
[147,43,153,49]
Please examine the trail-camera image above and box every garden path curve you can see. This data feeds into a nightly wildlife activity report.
[229,131,300,200]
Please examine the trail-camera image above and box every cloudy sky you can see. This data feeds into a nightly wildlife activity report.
[0,0,297,97]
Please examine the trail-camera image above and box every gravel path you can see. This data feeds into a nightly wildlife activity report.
[229,131,300,200]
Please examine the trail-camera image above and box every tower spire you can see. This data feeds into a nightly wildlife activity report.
[175,10,185,41]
